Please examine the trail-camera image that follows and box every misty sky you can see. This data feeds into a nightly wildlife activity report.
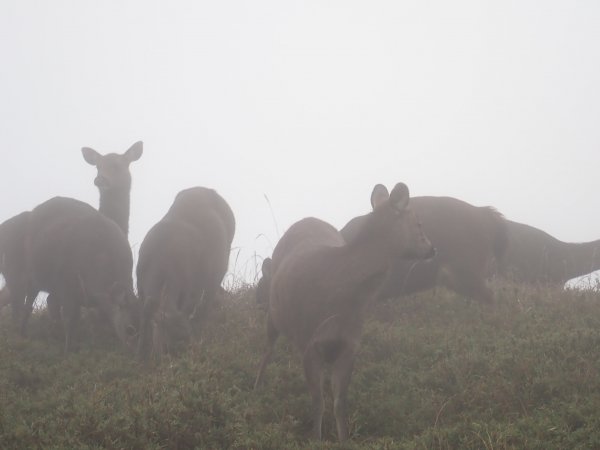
[1,0,599,285]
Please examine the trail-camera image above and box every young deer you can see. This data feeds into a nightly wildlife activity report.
[254,183,434,442]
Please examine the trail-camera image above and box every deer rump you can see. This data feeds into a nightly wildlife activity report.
[341,196,507,303]
[25,197,136,351]
[136,187,234,359]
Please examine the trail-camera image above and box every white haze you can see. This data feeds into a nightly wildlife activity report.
[1,0,599,288]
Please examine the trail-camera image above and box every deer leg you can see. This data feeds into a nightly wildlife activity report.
[254,316,279,389]
[46,293,61,321]
[138,295,159,361]
[303,344,325,441]
[0,286,11,308]
[19,288,39,337]
[7,282,26,328]
[331,343,356,442]
[61,298,80,353]
[46,293,64,339]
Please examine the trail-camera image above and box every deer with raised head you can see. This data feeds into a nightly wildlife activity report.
[136,187,235,360]
[19,197,139,352]
[254,183,434,442]
[341,189,507,303]
[501,220,600,285]
[81,141,143,236]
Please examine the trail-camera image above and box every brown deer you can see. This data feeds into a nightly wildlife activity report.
[254,183,434,442]
[0,142,143,330]
[81,141,143,236]
[501,219,600,285]
[0,211,31,323]
[341,191,507,303]
[136,187,235,360]
[18,197,139,352]
[255,217,344,307]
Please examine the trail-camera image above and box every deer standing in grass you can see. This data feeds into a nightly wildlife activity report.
[254,183,434,442]
[136,187,235,360]
[13,197,138,352]
[341,189,507,303]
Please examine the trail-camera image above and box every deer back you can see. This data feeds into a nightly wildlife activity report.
[256,217,343,306]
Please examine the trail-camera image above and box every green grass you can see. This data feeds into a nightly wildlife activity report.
[1,283,600,449]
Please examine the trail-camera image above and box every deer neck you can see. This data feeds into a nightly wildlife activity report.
[99,187,130,236]
[332,239,392,305]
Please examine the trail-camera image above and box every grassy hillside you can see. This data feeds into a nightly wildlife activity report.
[1,283,600,449]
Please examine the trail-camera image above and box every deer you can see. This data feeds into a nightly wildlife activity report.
[136,187,235,360]
[81,140,143,237]
[255,217,344,307]
[501,219,600,285]
[341,187,507,303]
[0,211,31,324]
[16,197,139,352]
[1,142,143,332]
[254,183,434,442]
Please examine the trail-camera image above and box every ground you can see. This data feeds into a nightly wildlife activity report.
[1,282,600,449]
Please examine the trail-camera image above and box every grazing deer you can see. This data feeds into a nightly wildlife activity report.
[81,141,143,236]
[502,219,600,285]
[254,183,434,442]
[18,197,138,352]
[341,191,507,303]
[137,187,235,360]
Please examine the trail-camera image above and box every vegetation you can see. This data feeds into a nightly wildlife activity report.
[1,282,600,449]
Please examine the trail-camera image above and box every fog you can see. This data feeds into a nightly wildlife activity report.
[1,0,599,285]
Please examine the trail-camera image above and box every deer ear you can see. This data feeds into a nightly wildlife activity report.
[370,184,390,209]
[389,182,410,211]
[262,258,273,279]
[124,141,143,162]
[81,147,101,166]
